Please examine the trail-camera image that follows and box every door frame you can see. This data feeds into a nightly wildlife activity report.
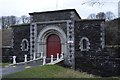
[37,25,67,58]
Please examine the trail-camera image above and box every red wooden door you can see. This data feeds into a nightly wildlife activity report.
[47,34,61,58]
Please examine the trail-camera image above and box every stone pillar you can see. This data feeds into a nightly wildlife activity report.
[33,52,36,60]
[24,55,27,62]
[50,55,53,63]
[66,11,75,69]
[13,56,16,64]
[61,53,63,59]
[43,56,46,65]
[30,23,37,60]
[41,52,43,58]
[57,53,59,60]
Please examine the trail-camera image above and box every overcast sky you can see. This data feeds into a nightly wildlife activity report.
[0,0,119,19]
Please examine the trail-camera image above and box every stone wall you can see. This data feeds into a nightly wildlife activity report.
[2,29,13,62]
[12,24,30,62]
[2,47,12,62]
[105,18,120,45]
[2,29,13,46]
[74,20,119,76]
[29,9,81,22]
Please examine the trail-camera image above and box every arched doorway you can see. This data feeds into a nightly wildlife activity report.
[47,34,61,58]
[37,25,67,59]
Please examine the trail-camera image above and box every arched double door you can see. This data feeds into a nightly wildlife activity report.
[46,34,61,58]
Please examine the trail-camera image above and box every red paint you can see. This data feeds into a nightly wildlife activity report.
[47,34,61,58]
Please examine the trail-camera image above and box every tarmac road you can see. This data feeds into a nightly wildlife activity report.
[2,59,43,76]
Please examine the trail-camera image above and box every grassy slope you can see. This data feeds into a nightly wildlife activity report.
[3,65,97,78]
[0,63,10,67]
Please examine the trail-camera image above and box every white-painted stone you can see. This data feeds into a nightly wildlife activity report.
[68,41,74,43]
[33,52,36,60]
[61,53,63,59]
[24,55,27,62]
[21,39,29,51]
[79,37,90,51]
[50,55,54,63]
[57,53,59,60]
[43,56,46,65]
[41,52,43,58]
[13,56,16,64]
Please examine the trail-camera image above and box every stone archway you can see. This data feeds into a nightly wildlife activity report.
[37,25,67,58]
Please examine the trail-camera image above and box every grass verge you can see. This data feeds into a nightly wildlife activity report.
[0,63,10,67]
[2,65,120,80]
[3,65,98,78]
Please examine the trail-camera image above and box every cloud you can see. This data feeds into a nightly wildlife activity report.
[0,0,119,18]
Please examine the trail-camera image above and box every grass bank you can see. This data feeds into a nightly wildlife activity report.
[3,65,97,78]
[0,63,10,67]
[3,65,120,80]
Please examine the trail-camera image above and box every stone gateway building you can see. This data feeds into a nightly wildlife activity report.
[2,9,119,76]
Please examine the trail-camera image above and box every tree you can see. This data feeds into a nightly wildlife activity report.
[87,13,96,19]
[82,0,105,6]
[105,11,115,21]
[16,17,21,24]
[82,0,117,6]
[21,15,30,23]
[10,16,17,25]
[87,11,116,20]
[1,16,18,29]
[96,12,106,19]
[0,15,30,29]
[1,16,6,29]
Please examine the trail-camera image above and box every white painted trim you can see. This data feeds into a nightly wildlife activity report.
[66,19,75,68]
[79,37,90,51]
[30,23,37,59]
[68,41,74,43]
[21,39,29,51]
[2,46,12,48]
